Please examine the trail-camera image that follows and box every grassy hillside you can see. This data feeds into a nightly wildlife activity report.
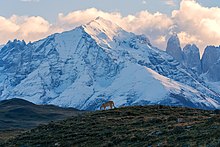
[0,98,83,143]
[3,105,220,146]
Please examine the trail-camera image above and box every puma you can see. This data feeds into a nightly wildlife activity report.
[100,101,115,110]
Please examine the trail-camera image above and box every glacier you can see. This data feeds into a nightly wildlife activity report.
[0,17,220,110]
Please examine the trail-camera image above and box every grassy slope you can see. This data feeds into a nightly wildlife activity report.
[0,98,83,143]
[3,105,220,147]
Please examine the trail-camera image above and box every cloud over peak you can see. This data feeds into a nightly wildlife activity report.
[172,0,220,53]
[0,0,220,55]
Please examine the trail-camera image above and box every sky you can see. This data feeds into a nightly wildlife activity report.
[0,0,220,54]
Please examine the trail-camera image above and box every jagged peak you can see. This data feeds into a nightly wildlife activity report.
[94,16,115,25]
[78,17,153,50]
[85,16,121,30]
[202,46,220,56]
[202,46,220,58]
[167,34,181,47]
[184,44,196,48]
[170,33,178,38]
[2,39,26,50]
[82,17,124,41]
[6,39,26,46]
[205,45,220,49]
[183,44,199,52]
[166,34,183,62]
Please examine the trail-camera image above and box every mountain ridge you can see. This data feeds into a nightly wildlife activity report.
[0,17,220,110]
[166,35,220,79]
[0,98,82,130]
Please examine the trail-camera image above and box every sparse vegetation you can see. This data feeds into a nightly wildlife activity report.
[0,98,83,144]
[2,105,220,146]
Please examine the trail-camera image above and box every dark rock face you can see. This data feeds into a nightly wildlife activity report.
[165,36,220,82]
[201,46,220,81]
[206,61,220,81]
[201,46,220,73]
[166,35,183,63]
[183,44,201,74]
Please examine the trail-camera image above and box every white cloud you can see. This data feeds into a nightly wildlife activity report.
[142,0,147,4]
[0,0,220,55]
[155,35,166,45]
[0,15,59,44]
[0,16,19,33]
[165,0,176,6]
[20,0,40,2]
[57,8,173,49]
[177,31,202,47]
[172,0,220,54]
[57,8,123,30]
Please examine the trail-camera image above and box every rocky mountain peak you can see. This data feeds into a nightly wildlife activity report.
[168,34,180,46]
[166,34,183,63]
[201,46,220,81]
[183,44,201,74]
[83,16,123,39]
[202,46,220,73]
[0,19,219,110]
[82,17,151,50]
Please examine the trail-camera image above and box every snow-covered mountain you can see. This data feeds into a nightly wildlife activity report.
[0,17,220,110]
[0,44,4,50]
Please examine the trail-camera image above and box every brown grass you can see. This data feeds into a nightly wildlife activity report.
[2,105,220,146]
